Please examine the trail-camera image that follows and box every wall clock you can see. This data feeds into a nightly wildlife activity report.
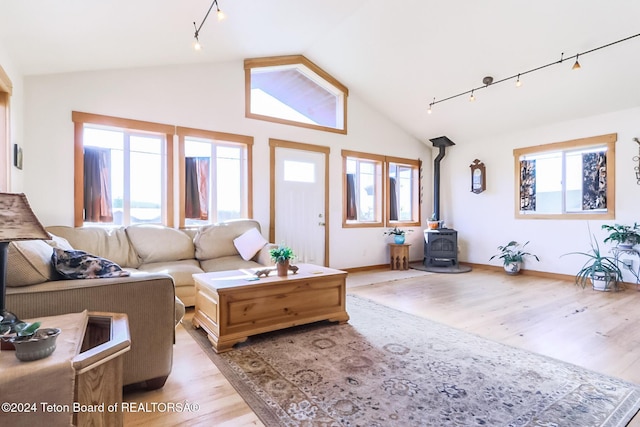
[470,159,485,194]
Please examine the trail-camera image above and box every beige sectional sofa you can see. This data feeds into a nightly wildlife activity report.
[5,219,274,389]
[46,219,275,307]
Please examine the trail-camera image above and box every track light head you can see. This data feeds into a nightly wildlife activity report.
[572,54,581,70]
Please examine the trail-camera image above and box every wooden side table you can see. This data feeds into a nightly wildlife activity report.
[389,243,411,270]
[0,311,130,427]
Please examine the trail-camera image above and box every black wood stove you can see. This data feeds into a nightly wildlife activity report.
[423,136,461,271]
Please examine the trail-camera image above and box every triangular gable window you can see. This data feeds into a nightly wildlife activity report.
[245,55,348,134]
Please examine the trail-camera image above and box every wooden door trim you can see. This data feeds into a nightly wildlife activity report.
[269,138,330,266]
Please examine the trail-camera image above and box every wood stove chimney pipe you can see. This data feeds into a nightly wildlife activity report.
[429,136,455,221]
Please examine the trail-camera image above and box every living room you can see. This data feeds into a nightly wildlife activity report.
[2,1,640,426]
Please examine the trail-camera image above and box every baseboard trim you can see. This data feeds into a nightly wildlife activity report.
[343,261,638,290]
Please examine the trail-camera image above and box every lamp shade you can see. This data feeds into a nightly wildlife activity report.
[0,193,49,242]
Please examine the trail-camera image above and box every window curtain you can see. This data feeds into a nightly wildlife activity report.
[185,157,209,219]
[83,147,113,222]
[389,177,398,221]
[346,173,357,220]
[519,159,536,211]
[582,150,607,210]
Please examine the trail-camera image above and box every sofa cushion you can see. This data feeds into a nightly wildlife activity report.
[52,248,130,279]
[195,219,263,261]
[233,227,268,261]
[126,225,195,264]
[7,240,57,287]
[137,259,203,287]
[199,255,263,272]
[46,226,141,269]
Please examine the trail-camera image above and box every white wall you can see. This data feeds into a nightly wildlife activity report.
[22,61,430,269]
[439,106,640,281]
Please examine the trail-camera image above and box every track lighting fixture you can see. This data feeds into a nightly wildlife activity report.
[193,0,225,50]
[427,32,640,113]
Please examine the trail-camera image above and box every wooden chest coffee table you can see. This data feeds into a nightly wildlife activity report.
[192,264,349,353]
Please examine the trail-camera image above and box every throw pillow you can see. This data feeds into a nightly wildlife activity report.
[7,240,57,287]
[52,248,130,279]
[233,227,268,261]
[46,232,75,251]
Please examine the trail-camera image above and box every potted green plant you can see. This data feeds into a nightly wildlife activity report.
[562,234,623,291]
[489,241,539,275]
[427,213,440,230]
[384,226,412,244]
[270,245,295,277]
[602,223,640,249]
[0,321,62,361]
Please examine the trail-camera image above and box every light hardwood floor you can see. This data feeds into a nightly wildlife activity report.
[123,266,640,426]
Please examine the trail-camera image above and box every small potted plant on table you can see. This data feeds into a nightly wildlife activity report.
[384,226,412,244]
[490,241,539,275]
[270,245,295,277]
[0,321,62,361]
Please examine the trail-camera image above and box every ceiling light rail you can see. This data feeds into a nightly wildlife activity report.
[193,0,225,51]
[427,32,640,113]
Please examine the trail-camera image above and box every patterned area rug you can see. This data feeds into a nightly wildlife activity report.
[184,295,640,426]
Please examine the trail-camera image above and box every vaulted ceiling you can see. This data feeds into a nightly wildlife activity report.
[1,0,639,143]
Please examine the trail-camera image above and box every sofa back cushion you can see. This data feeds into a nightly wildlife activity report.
[7,240,58,287]
[126,224,195,264]
[46,226,141,269]
[194,219,263,261]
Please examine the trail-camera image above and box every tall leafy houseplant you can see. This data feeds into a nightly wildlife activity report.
[562,234,622,291]
[270,245,295,277]
[489,241,539,275]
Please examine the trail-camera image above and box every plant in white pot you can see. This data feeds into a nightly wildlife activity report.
[562,234,623,291]
[601,223,640,249]
[490,241,539,275]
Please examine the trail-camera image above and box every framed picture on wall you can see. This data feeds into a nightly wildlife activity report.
[470,159,485,194]
[13,144,23,170]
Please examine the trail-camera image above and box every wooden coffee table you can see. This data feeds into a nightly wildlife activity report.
[192,264,349,353]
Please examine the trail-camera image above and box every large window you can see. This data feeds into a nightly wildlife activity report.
[343,150,384,226]
[177,127,252,228]
[387,157,421,225]
[245,55,348,134]
[342,151,421,227]
[514,133,616,219]
[73,112,174,227]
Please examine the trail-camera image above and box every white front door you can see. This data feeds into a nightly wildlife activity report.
[272,142,328,266]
